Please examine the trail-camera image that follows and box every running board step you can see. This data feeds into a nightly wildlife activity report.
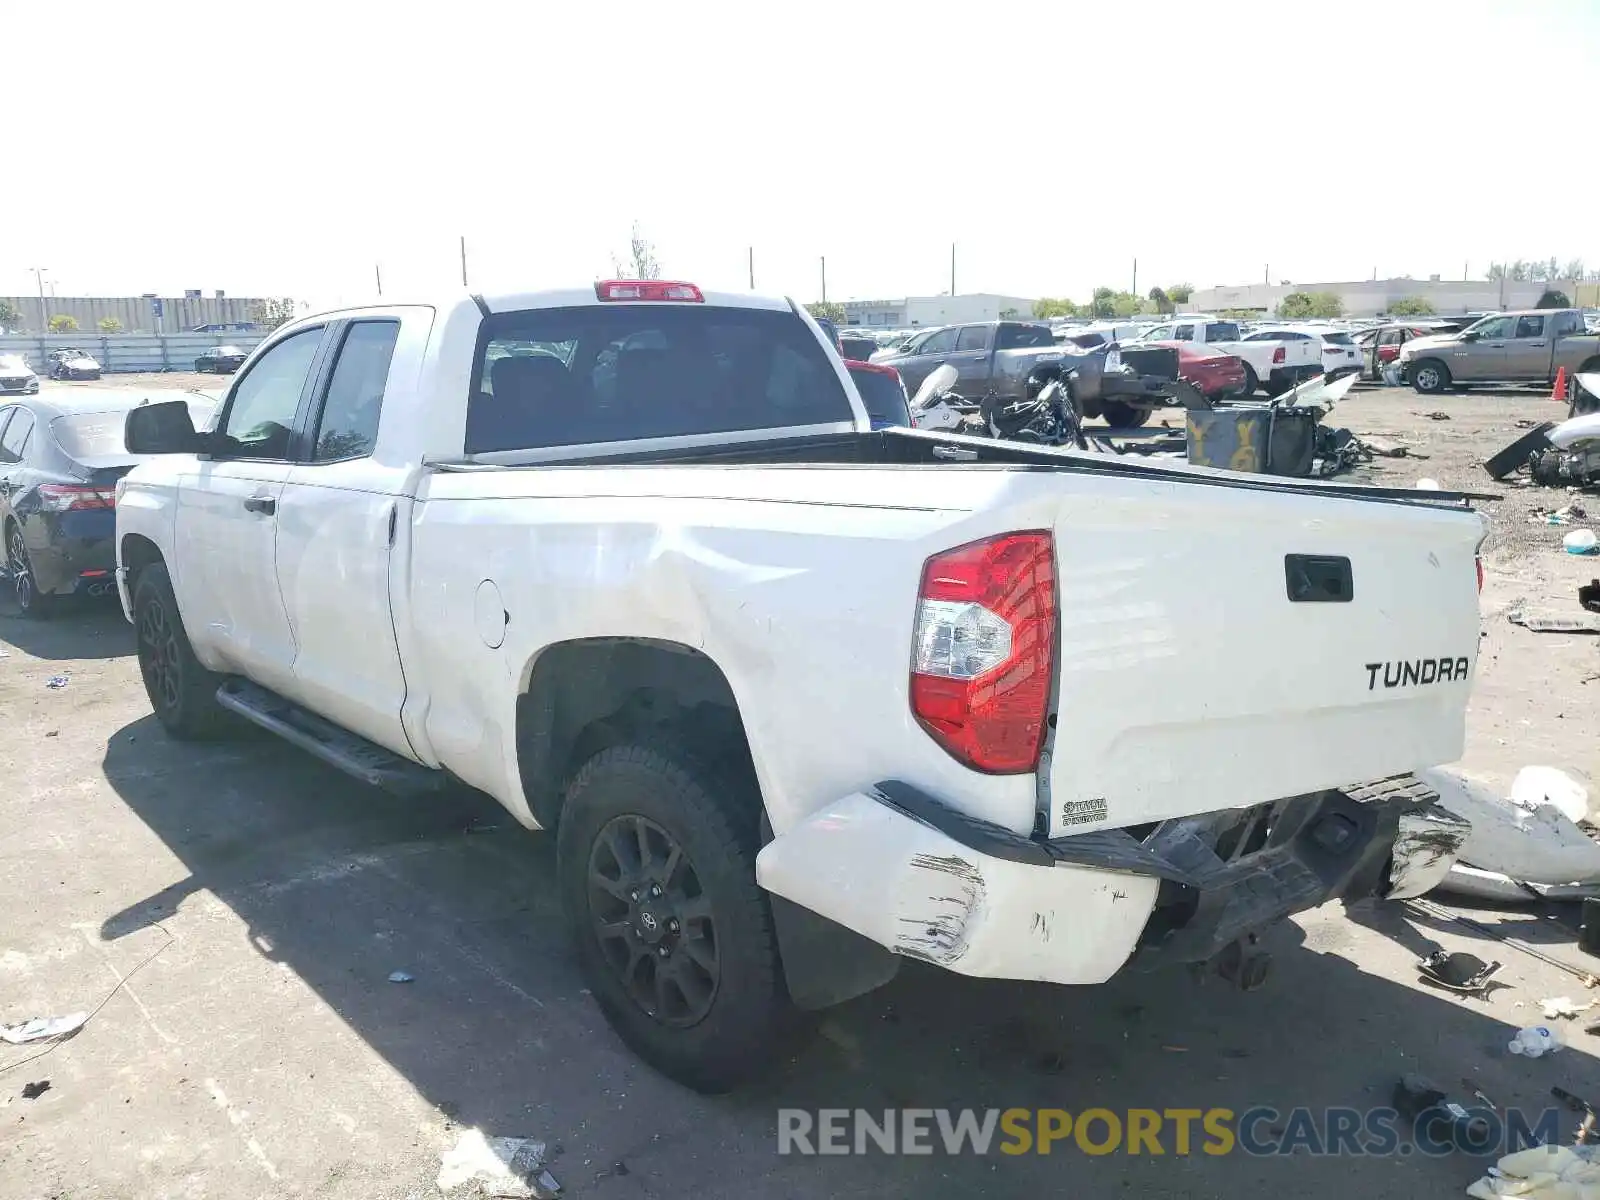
[215,680,443,795]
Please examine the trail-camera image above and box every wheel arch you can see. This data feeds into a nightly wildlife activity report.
[516,637,757,832]
[120,532,166,592]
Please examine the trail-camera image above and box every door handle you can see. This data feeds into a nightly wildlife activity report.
[1487,342,1505,348]
[243,495,276,515]
[1529,341,1546,347]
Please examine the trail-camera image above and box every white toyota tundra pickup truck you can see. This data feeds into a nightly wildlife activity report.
[115,280,1480,1091]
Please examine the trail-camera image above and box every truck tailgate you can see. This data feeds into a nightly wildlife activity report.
[1043,479,1482,838]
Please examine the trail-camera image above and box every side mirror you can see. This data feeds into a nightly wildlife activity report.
[126,400,204,454]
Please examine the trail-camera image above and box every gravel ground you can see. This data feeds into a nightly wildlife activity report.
[1,379,1597,1199]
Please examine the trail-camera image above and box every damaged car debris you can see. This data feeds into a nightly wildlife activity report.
[1484,380,1600,487]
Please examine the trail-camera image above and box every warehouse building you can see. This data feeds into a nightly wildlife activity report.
[1190,278,1589,318]
[0,292,268,334]
[841,293,1036,328]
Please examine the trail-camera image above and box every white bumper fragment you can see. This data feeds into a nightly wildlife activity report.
[755,790,1159,986]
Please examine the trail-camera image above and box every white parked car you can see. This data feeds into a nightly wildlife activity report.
[1245,325,1364,381]
[115,279,1482,1091]
[0,354,40,396]
[1131,318,1323,396]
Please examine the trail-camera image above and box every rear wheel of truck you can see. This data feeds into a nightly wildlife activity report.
[558,742,795,1093]
[1240,363,1258,397]
[1411,359,1450,394]
[1099,400,1151,428]
[132,562,229,740]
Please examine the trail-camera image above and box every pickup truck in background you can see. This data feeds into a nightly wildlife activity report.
[1132,318,1323,397]
[116,281,1482,1092]
[1397,308,1600,395]
[871,320,1062,403]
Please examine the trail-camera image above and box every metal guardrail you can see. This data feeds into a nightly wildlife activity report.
[0,333,267,374]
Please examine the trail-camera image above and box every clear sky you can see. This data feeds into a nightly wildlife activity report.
[4,0,1597,309]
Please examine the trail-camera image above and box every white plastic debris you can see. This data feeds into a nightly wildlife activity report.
[1540,996,1595,1020]
[1467,1141,1600,1200]
[387,970,414,984]
[1507,1025,1564,1057]
[1567,529,1600,555]
[437,1129,560,1198]
[1415,477,1441,490]
[1511,766,1592,826]
[0,1012,88,1045]
[1421,769,1600,891]
[44,675,68,689]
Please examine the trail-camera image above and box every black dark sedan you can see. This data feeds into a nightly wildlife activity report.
[0,391,215,615]
[194,345,249,374]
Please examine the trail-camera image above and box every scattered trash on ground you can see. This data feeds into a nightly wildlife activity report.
[1391,1074,1493,1147]
[1582,580,1600,613]
[388,970,414,984]
[19,1080,50,1100]
[1416,477,1441,490]
[1418,950,1501,994]
[1567,529,1599,555]
[1542,996,1595,1020]
[1468,1143,1600,1199]
[1422,411,1452,421]
[1408,898,1600,988]
[437,1130,560,1198]
[1508,1025,1564,1056]
[0,1013,88,1046]
[1508,609,1600,634]
[1552,1087,1600,1146]
[44,675,68,689]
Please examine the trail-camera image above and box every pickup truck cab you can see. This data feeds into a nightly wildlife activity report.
[116,281,1483,1091]
[1398,308,1600,395]
[872,320,1060,402]
[1133,318,1322,396]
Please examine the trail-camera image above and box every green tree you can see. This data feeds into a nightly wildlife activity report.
[1111,294,1142,319]
[0,300,22,332]
[1165,283,1193,305]
[1276,291,1343,319]
[804,301,846,324]
[1387,296,1435,316]
[1147,286,1172,315]
[97,316,123,333]
[1536,289,1572,309]
[610,221,661,280]
[251,298,299,329]
[1032,297,1078,318]
[48,314,79,333]
[1090,286,1116,318]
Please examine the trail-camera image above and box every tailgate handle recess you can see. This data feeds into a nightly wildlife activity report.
[1285,554,1353,603]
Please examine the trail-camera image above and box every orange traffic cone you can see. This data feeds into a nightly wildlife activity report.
[1553,366,1568,401]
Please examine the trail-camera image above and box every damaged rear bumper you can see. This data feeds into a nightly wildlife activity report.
[756,776,1464,988]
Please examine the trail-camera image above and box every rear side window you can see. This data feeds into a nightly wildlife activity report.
[312,320,399,461]
[0,408,34,463]
[996,324,1053,349]
[955,326,988,352]
[467,305,854,453]
[1171,325,1195,342]
[1206,322,1240,341]
[847,365,910,427]
[1515,315,1546,339]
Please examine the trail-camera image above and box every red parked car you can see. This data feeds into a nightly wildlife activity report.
[1139,340,1248,399]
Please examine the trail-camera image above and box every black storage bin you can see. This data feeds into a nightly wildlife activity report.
[1186,406,1320,477]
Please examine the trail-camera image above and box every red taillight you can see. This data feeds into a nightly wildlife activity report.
[1272,346,1286,364]
[594,280,704,303]
[38,484,115,511]
[910,531,1056,774]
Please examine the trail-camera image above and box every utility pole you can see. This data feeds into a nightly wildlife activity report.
[460,236,469,287]
[1131,257,1138,300]
[1264,263,1269,285]
[1464,260,1469,282]
[29,267,47,331]
[748,247,754,290]
[820,256,827,303]
[950,243,956,295]
[375,264,383,297]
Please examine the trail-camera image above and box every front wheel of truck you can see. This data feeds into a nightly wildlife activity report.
[558,742,796,1093]
[133,563,229,740]
[1410,359,1450,394]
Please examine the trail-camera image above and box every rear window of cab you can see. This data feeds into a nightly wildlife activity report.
[467,305,855,453]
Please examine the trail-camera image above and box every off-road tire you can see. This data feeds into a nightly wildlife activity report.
[132,562,229,739]
[557,742,795,1093]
